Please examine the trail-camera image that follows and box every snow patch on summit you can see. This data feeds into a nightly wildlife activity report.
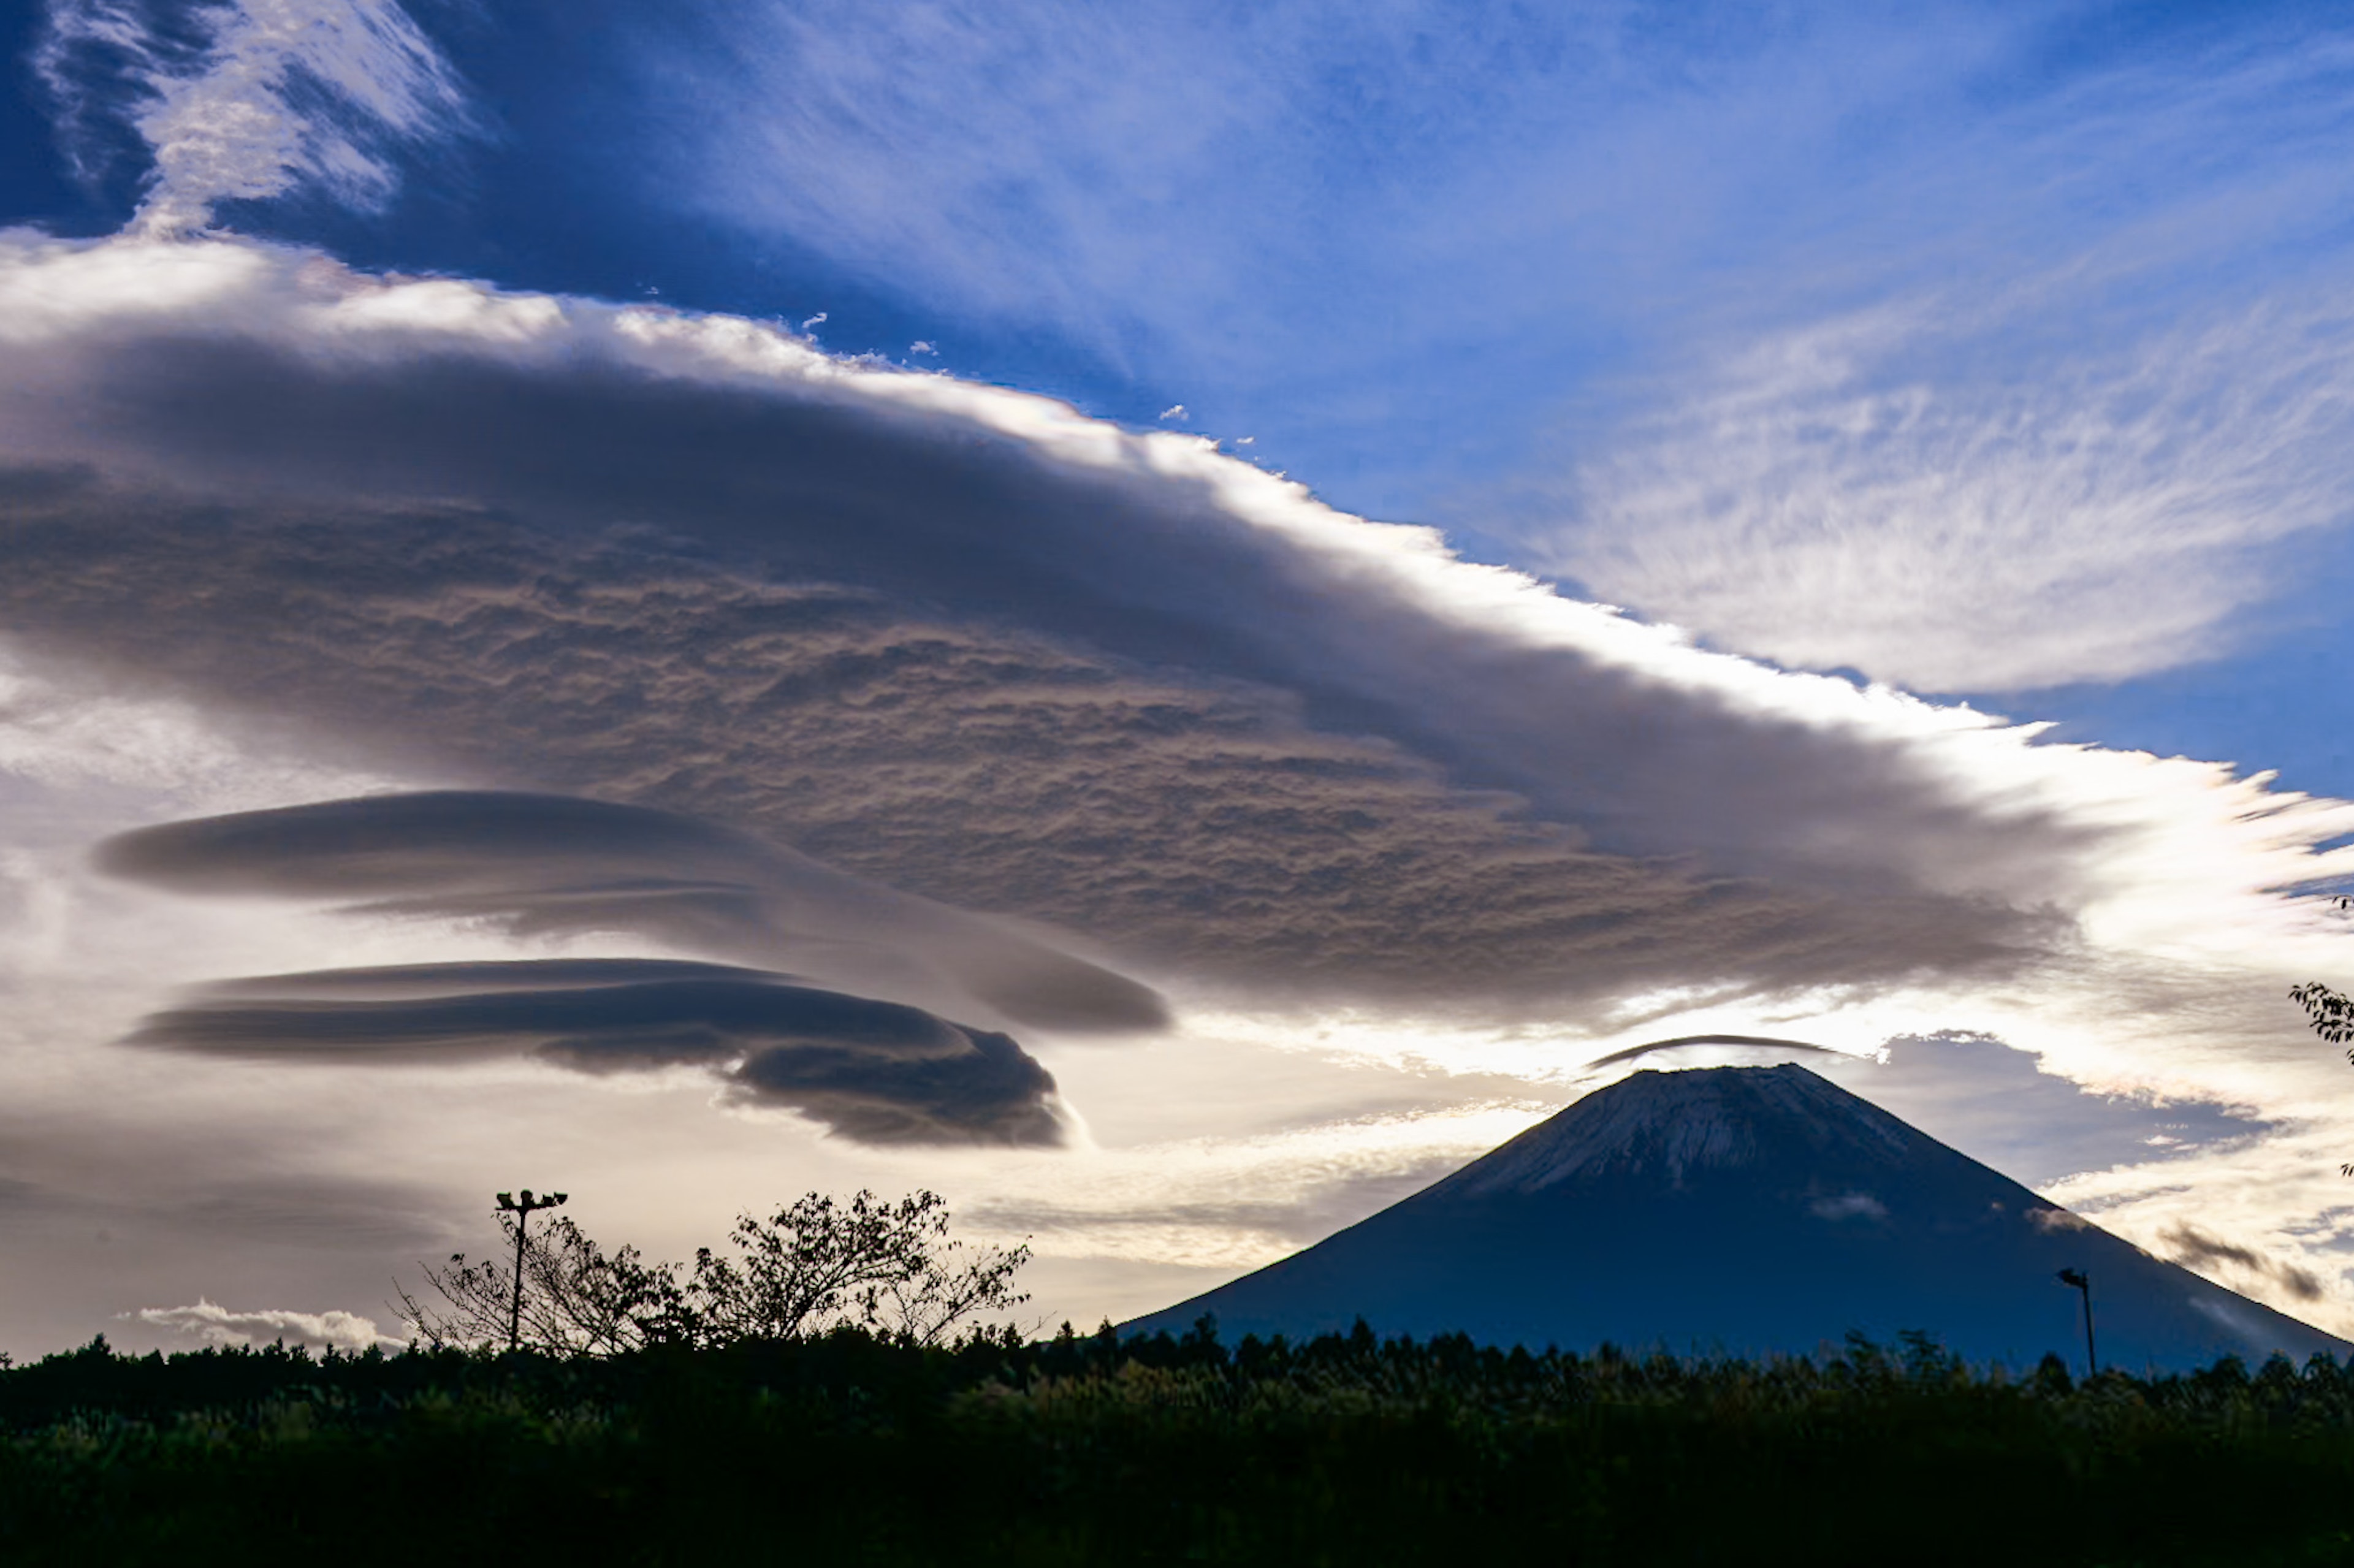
[1442,1065,1919,1195]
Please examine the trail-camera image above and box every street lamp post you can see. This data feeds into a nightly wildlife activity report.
[495,1189,568,1353]
[2057,1268,2097,1377]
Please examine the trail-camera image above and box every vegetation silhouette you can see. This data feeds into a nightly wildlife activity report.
[6,1320,2354,1563]
[2291,969,2354,1174]
[397,1188,1030,1355]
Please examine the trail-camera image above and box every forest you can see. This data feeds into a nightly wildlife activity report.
[2,1319,2351,1566]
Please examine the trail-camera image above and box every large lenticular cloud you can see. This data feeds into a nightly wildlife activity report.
[2,232,2352,1033]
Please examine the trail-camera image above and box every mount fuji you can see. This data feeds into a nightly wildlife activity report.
[1125,1064,2347,1371]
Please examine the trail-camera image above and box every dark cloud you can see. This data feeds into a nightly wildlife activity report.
[97,791,1167,1034]
[0,461,95,506]
[2165,1221,2328,1303]
[135,977,967,1061]
[18,487,2049,1017]
[197,957,794,998]
[726,1024,1058,1147]
[129,964,1064,1146]
[99,790,763,902]
[0,1170,443,1259]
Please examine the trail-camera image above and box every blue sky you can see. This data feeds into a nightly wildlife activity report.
[7,0,2354,1353]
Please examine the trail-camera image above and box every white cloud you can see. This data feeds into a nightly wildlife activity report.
[1809,1192,1886,1222]
[36,0,470,235]
[1551,290,2354,692]
[135,1296,402,1352]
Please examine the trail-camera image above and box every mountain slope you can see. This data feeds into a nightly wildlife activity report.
[1124,1065,2345,1371]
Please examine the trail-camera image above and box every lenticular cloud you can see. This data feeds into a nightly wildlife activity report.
[2,228,2352,1051]
[96,790,1168,1032]
[129,961,1070,1147]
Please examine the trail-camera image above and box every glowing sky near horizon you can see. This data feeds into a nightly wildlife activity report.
[4,0,2354,1357]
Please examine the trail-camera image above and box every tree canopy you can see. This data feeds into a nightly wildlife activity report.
[398,1189,1029,1355]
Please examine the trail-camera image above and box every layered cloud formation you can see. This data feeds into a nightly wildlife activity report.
[96,790,1100,1146]
[4,222,2354,1338]
[16,231,2350,1032]
[131,959,1065,1147]
[97,790,1165,1032]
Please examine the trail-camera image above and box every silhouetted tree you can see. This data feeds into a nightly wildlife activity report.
[398,1189,1027,1354]
[687,1189,1030,1347]
[397,1212,691,1355]
[2291,972,2354,1174]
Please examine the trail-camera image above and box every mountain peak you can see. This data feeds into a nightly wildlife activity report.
[1125,1061,2350,1369]
[1438,1064,1915,1196]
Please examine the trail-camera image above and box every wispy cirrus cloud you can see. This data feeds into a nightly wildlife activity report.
[1547,287,2354,693]
[1485,20,2354,693]
[34,0,471,235]
[626,0,2017,412]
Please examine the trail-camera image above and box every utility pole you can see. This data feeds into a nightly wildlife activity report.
[496,1189,567,1353]
[2057,1268,2097,1376]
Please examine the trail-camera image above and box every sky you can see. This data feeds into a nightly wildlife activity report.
[5,0,2354,1358]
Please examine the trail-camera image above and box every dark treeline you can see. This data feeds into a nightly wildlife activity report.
[4,1321,2354,1565]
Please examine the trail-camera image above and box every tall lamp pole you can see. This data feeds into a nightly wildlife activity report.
[496,1189,567,1353]
[2057,1268,2097,1377]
